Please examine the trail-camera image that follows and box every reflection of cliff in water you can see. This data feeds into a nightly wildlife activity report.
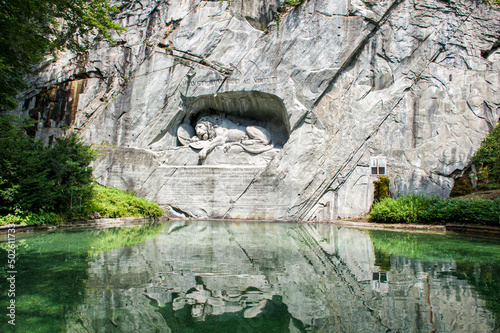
[67,222,498,332]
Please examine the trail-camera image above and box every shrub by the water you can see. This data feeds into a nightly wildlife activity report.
[429,197,500,225]
[0,209,60,226]
[370,194,500,226]
[369,194,436,224]
[0,185,165,226]
[0,117,95,216]
[0,117,164,225]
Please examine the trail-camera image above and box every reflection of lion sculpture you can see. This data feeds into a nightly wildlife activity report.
[177,115,274,161]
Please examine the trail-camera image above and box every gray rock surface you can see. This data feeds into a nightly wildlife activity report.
[19,0,500,220]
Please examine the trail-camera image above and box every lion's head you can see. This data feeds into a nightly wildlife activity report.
[195,116,220,140]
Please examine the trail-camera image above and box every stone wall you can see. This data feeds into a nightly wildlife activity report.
[19,0,500,220]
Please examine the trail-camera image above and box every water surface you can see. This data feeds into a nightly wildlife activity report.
[1,221,499,332]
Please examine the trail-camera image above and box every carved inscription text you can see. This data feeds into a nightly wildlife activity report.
[186,77,278,87]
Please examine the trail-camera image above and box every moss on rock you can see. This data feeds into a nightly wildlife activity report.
[450,175,473,197]
[373,176,390,203]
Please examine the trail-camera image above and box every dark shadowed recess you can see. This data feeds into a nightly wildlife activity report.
[178,91,290,147]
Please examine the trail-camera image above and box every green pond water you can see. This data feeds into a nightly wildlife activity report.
[1,221,499,332]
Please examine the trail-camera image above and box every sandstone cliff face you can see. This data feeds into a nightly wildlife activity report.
[20,0,500,220]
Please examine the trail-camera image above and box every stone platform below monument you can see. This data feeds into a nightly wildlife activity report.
[93,146,284,220]
[145,165,268,218]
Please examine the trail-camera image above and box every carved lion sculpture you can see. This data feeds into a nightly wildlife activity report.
[177,115,274,161]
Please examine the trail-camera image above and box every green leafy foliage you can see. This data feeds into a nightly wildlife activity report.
[0,0,125,110]
[0,117,95,215]
[369,194,436,224]
[285,0,305,5]
[486,0,500,7]
[88,185,164,218]
[472,122,500,190]
[370,194,500,225]
[0,117,164,224]
[0,209,60,226]
[373,176,390,202]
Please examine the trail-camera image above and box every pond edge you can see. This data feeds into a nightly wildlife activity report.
[1,217,499,235]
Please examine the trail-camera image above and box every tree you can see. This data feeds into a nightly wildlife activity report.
[472,123,500,190]
[0,0,125,110]
[0,117,96,214]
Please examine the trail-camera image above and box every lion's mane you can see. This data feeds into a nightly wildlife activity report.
[196,115,221,140]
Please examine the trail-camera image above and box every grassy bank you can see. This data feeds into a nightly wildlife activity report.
[0,184,164,226]
[369,194,500,226]
[0,117,164,227]
[88,185,164,219]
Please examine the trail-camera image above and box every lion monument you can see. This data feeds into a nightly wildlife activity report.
[177,115,274,161]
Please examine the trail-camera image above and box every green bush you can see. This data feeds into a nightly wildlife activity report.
[0,117,164,224]
[0,117,95,215]
[370,194,436,224]
[370,194,500,226]
[0,209,60,226]
[88,185,164,218]
[429,197,500,225]
[472,122,500,190]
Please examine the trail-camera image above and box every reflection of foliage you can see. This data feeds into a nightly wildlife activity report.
[369,230,500,263]
[0,224,163,255]
[373,248,391,272]
[88,224,164,254]
[0,224,163,332]
[456,260,500,323]
[1,251,89,332]
[369,230,500,321]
